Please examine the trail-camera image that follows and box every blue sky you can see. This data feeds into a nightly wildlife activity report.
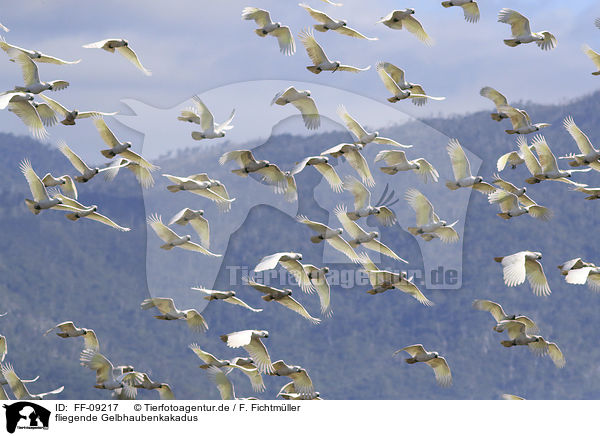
[1,0,599,156]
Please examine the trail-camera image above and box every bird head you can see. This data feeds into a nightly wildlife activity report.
[534,252,542,259]
[521,187,527,193]
[184,235,192,241]
[259,331,269,338]
[47,84,53,91]
[414,163,421,170]
[440,220,447,226]
[336,228,343,234]
[332,61,341,72]
[371,231,379,238]
[341,20,348,26]
[32,51,42,59]
[433,352,439,358]
[374,131,380,137]
[284,289,293,296]
[225,291,236,298]
[407,8,416,14]
[124,142,133,149]
[197,209,205,216]
[91,205,98,212]
[94,168,100,175]
[476,176,484,183]
[121,39,129,46]
[305,91,311,97]
[219,132,225,137]
[275,22,282,28]
[294,253,302,261]
[322,267,330,274]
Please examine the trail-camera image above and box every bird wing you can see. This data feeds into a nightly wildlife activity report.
[79,349,113,383]
[546,342,566,368]
[563,116,596,154]
[519,136,542,175]
[224,296,263,312]
[270,26,296,56]
[394,344,427,357]
[461,2,480,23]
[299,3,332,24]
[582,44,600,70]
[375,207,397,227]
[246,336,274,373]
[92,116,120,147]
[498,8,531,37]
[185,310,209,333]
[115,45,151,76]
[524,258,551,296]
[34,102,58,126]
[514,316,539,334]
[290,97,320,130]
[12,50,39,86]
[188,343,221,365]
[499,252,527,287]
[9,101,47,139]
[289,370,315,394]
[206,366,235,400]
[334,204,366,238]
[472,299,507,322]
[118,149,158,171]
[491,174,519,193]
[336,25,377,40]
[426,357,452,387]
[327,235,360,262]
[1,364,30,399]
[363,239,408,264]
[447,138,471,180]
[180,240,221,256]
[278,296,321,324]
[337,105,368,140]
[395,279,433,305]
[216,109,235,132]
[480,86,508,109]
[20,158,49,202]
[141,297,177,314]
[298,28,329,65]
[189,217,210,249]
[405,188,434,226]
[345,150,374,186]
[376,62,403,95]
[532,135,559,174]
[372,136,412,148]
[219,150,256,167]
[246,278,281,295]
[254,253,286,272]
[343,175,370,209]
[60,175,78,199]
[375,150,408,166]
[83,330,100,351]
[126,162,155,188]
[241,7,271,27]
[297,215,329,233]
[414,158,440,183]
[280,259,314,293]
[313,162,343,192]
[0,336,6,362]
[147,214,180,243]
[83,211,131,232]
[403,15,433,46]
[432,225,460,243]
[501,105,527,130]
[191,96,215,131]
[565,266,593,285]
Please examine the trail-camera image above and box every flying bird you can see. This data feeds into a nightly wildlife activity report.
[445,139,494,192]
[558,258,595,275]
[51,193,131,231]
[83,38,151,75]
[489,173,552,220]
[564,266,600,292]
[302,264,332,317]
[271,86,320,130]
[377,9,433,46]
[92,116,158,171]
[245,279,320,324]
[298,28,370,73]
[191,287,263,312]
[498,321,565,368]
[40,172,77,200]
[254,252,314,293]
[500,106,550,135]
[487,189,552,221]
[1,92,48,139]
[38,94,117,126]
[290,155,342,192]
[495,251,551,296]
[393,345,452,387]
[242,7,295,55]
[335,204,407,263]
[141,298,208,333]
[299,3,377,40]
[480,87,512,121]
[269,360,315,396]
[522,135,590,185]
[219,150,287,191]
[472,299,539,333]
[321,143,374,187]
[44,321,100,351]
[342,176,397,226]
[146,214,221,256]
[0,37,80,64]
[168,208,210,248]
[497,9,557,50]
[560,116,600,171]
[79,350,141,398]
[376,62,445,105]
[58,140,123,185]
[103,158,155,189]
[10,50,69,94]
[220,330,274,373]
[163,173,234,212]
[338,105,412,148]
[296,215,361,262]
[441,1,480,23]
[1,363,64,400]
[375,150,439,183]
[178,95,235,140]
[405,188,459,243]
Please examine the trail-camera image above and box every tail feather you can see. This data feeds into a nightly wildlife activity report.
[501,340,514,347]
[380,166,399,175]
[525,177,541,184]
[505,129,517,134]
[65,213,80,221]
[490,113,504,121]
[313,24,329,32]
[387,97,400,103]
[167,185,182,192]
[405,357,417,364]
[494,257,503,263]
[503,39,520,47]
[160,243,175,250]
[100,149,116,159]
[306,66,322,74]
[445,181,459,190]
[254,29,268,37]
[407,227,420,236]
[231,169,249,177]
[441,1,453,7]
[497,213,511,220]
[310,235,324,244]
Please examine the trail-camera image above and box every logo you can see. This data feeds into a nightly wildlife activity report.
[3,402,50,433]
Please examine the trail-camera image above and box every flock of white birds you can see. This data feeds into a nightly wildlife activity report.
[1,2,600,400]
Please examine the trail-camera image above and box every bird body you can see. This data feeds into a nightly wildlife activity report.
[10,50,69,94]
[393,344,451,386]
[299,29,370,73]
[83,38,151,75]
[497,9,556,50]
[441,0,480,23]
[271,87,320,130]
[495,251,550,296]
[141,298,208,333]
[405,188,459,243]
[378,9,433,46]
[242,8,295,55]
